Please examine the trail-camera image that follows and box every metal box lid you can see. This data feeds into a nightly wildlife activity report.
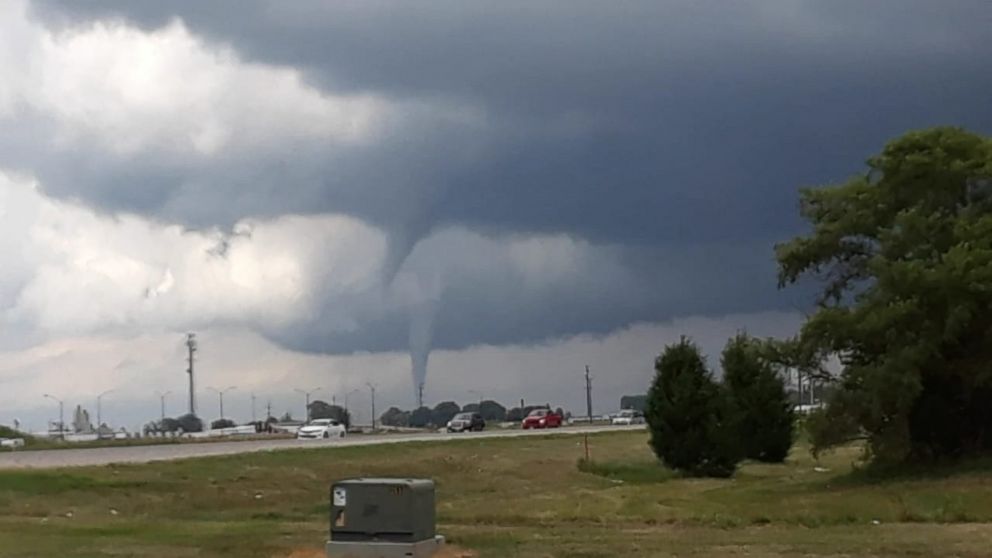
[330,478,436,543]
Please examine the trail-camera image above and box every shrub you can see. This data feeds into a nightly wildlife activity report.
[211,418,236,430]
[722,333,795,462]
[646,337,742,477]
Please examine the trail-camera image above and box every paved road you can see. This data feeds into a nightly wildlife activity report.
[0,425,641,469]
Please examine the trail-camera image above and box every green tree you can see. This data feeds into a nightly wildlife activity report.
[309,400,351,428]
[175,414,204,433]
[210,418,236,430]
[431,401,461,426]
[722,333,794,463]
[646,338,742,477]
[776,127,992,463]
[379,407,410,427]
[409,406,432,428]
[478,400,507,422]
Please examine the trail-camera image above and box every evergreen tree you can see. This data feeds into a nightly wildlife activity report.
[646,338,742,477]
[777,127,992,462]
[722,333,794,463]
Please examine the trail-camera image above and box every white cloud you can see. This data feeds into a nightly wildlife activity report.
[0,0,391,156]
[0,171,388,336]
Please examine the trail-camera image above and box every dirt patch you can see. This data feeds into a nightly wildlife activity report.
[436,546,477,558]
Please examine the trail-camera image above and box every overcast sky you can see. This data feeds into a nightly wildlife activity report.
[2,1,991,431]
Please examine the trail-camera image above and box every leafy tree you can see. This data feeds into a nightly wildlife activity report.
[462,403,479,413]
[309,400,351,428]
[478,400,507,422]
[722,333,794,463]
[646,338,742,477]
[380,407,410,427]
[776,127,992,463]
[431,401,461,426]
[409,406,432,428]
[620,395,647,412]
[159,418,181,432]
[175,414,204,433]
[211,418,236,430]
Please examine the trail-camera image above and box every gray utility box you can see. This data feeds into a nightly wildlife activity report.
[327,478,444,558]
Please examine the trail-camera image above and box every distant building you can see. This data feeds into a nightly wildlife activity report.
[620,395,647,412]
[72,405,94,434]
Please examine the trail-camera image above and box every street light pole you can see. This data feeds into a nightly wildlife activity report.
[294,387,321,422]
[468,390,483,408]
[43,394,64,441]
[207,386,237,420]
[344,389,359,425]
[155,390,172,423]
[366,383,377,431]
[96,389,115,438]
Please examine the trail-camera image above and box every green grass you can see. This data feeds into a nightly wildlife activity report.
[577,457,675,484]
[1,431,991,557]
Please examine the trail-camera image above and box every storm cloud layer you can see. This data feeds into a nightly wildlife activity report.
[2,0,992,399]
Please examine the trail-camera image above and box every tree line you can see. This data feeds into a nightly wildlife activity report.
[647,128,992,476]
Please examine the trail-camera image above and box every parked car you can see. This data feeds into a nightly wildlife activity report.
[296,418,346,439]
[611,409,646,426]
[522,408,564,429]
[447,412,485,433]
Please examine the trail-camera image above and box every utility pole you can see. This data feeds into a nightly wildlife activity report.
[367,383,377,431]
[208,386,236,420]
[468,390,483,407]
[294,387,321,422]
[185,333,197,415]
[585,365,593,423]
[155,390,171,423]
[345,389,359,425]
[96,389,115,437]
[43,394,64,441]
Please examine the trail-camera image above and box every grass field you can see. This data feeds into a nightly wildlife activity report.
[1,430,991,557]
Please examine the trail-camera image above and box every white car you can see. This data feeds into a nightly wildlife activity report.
[611,410,646,426]
[296,419,346,439]
[0,438,25,449]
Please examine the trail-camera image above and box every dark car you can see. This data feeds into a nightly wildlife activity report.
[446,412,485,432]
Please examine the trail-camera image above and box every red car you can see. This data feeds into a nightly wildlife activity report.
[521,409,564,429]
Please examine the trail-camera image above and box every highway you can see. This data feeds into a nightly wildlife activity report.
[0,424,641,469]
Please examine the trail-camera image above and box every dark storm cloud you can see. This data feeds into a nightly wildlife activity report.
[16,0,992,354]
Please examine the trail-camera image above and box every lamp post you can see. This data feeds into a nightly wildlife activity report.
[468,390,483,407]
[43,394,64,441]
[294,387,321,422]
[154,390,172,423]
[344,389,360,426]
[96,389,115,438]
[366,383,378,431]
[207,386,237,420]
